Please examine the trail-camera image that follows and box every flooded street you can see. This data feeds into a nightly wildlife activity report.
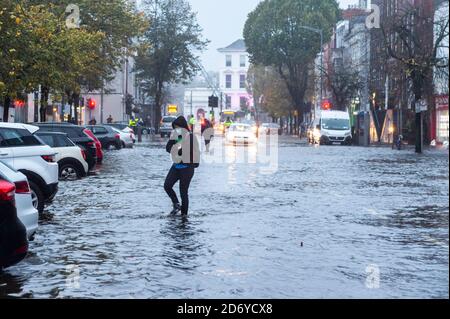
[1,136,448,299]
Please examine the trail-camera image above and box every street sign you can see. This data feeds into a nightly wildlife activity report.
[168,105,178,114]
[415,99,428,113]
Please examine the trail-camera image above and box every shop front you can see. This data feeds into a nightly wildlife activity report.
[435,95,449,145]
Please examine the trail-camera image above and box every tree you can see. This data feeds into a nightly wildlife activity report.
[135,0,208,129]
[322,63,364,111]
[247,64,294,120]
[380,2,449,153]
[244,0,340,124]
[1,0,146,122]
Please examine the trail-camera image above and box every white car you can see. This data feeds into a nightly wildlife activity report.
[111,127,134,148]
[35,132,89,180]
[0,162,38,240]
[0,123,59,214]
[225,123,257,145]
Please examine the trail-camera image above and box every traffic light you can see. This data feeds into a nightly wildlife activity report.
[321,100,332,110]
[208,95,219,108]
[87,98,96,110]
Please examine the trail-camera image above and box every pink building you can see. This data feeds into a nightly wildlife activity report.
[218,39,254,112]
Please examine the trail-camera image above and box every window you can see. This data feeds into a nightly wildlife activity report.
[225,96,232,109]
[225,74,232,89]
[226,55,232,67]
[64,127,83,138]
[240,55,246,67]
[0,128,43,147]
[240,74,246,89]
[94,127,108,135]
[55,135,75,147]
[240,97,248,109]
[36,135,56,147]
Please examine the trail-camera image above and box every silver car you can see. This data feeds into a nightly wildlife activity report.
[160,116,177,138]
[0,162,38,240]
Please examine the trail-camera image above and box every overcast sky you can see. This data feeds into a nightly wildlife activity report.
[187,0,361,71]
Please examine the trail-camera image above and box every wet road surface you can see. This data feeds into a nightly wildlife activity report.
[1,136,448,298]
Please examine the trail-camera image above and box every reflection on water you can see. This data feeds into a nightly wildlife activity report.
[0,138,448,298]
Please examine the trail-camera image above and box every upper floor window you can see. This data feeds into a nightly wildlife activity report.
[239,74,246,89]
[240,55,246,67]
[226,74,232,89]
[226,55,232,67]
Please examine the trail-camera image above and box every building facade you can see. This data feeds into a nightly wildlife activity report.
[218,39,254,112]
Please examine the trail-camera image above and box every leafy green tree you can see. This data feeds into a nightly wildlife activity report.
[135,0,208,128]
[244,0,340,121]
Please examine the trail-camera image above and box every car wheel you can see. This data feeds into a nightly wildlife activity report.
[28,180,45,214]
[59,163,80,181]
[122,141,126,148]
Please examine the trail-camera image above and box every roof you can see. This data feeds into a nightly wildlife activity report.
[0,122,40,134]
[218,39,247,52]
[320,110,350,119]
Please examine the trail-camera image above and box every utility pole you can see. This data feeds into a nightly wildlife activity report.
[190,90,193,116]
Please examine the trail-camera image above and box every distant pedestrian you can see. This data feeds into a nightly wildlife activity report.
[89,118,97,125]
[201,116,213,152]
[164,116,200,216]
[107,115,113,124]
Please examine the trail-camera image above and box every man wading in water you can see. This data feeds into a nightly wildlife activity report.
[164,116,200,215]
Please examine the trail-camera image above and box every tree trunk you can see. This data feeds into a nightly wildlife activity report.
[3,96,11,122]
[40,86,49,122]
[73,93,80,125]
[154,82,163,132]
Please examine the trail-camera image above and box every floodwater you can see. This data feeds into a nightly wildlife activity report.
[1,136,448,298]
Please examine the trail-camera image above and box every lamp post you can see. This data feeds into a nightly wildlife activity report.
[299,25,323,115]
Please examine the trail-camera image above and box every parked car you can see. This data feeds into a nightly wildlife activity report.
[307,121,318,144]
[0,123,59,214]
[259,123,281,136]
[225,123,257,145]
[160,116,177,137]
[110,127,134,148]
[35,132,89,180]
[0,176,28,269]
[106,124,136,143]
[312,111,352,145]
[0,162,38,240]
[86,125,122,150]
[34,123,98,170]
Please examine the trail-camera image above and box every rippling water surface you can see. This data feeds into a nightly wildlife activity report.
[1,137,448,298]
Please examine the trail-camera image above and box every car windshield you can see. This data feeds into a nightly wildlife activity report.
[322,118,350,131]
[163,117,176,123]
[230,125,251,132]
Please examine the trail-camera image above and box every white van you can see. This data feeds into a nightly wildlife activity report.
[312,110,352,145]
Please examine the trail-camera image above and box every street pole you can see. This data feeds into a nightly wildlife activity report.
[190,90,193,116]
[320,29,323,113]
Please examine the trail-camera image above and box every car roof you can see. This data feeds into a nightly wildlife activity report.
[320,111,350,119]
[231,123,251,126]
[0,122,40,134]
[35,131,68,136]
